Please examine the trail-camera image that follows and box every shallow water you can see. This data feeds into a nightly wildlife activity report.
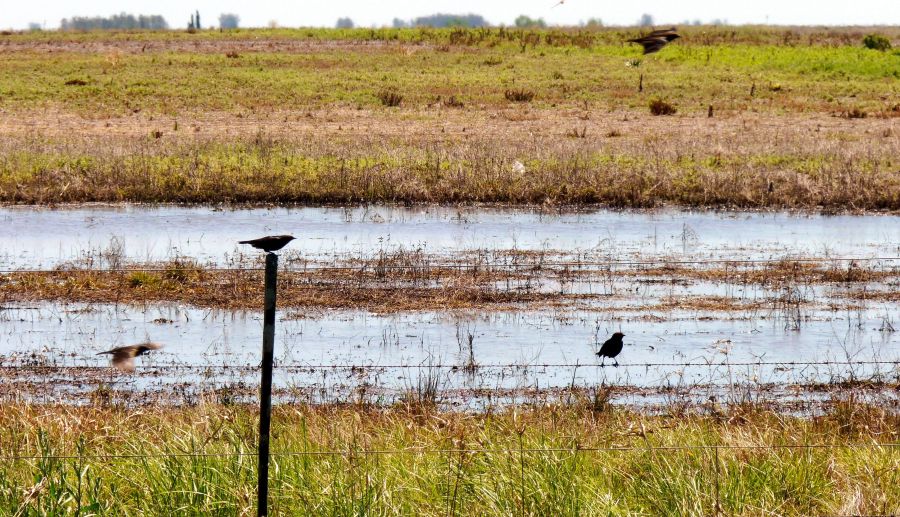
[3,302,897,400]
[2,205,898,269]
[2,205,898,406]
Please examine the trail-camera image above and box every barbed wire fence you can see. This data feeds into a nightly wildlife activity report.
[1,254,899,274]
[1,256,898,514]
[3,359,898,370]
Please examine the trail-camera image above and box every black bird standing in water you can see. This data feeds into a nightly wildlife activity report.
[97,342,162,372]
[628,28,681,55]
[596,332,625,367]
[239,235,296,253]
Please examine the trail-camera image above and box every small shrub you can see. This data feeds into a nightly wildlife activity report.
[841,107,867,119]
[566,126,587,138]
[649,98,677,116]
[64,78,88,86]
[149,130,163,139]
[589,386,613,413]
[443,95,465,108]
[163,259,202,282]
[128,272,159,288]
[504,88,535,103]
[377,90,403,107]
[225,50,240,58]
[863,34,891,51]
[878,104,900,119]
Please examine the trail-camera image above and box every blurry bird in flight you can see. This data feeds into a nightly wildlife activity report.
[628,28,681,55]
[97,342,162,372]
[596,332,625,367]
[239,235,296,253]
[552,0,565,7]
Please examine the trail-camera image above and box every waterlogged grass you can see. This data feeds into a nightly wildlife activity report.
[0,403,897,515]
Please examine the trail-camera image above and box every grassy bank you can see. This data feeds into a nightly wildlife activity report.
[1,402,898,515]
[1,127,897,208]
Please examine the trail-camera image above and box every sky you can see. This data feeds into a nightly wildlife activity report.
[3,0,900,30]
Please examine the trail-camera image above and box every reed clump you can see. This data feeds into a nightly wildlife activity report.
[649,97,677,116]
[504,89,536,103]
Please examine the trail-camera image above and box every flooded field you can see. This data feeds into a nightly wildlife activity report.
[1,205,899,269]
[1,204,898,409]
[2,302,897,406]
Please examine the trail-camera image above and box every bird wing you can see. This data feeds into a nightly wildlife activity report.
[638,38,669,54]
[140,342,163,352]
[649,28,678,37]
[598,339,613,356]
[110,348,138,372]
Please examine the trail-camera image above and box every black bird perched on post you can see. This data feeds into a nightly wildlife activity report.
[239,235,296,253]
[97,342,162,372]
[628,28,680,55]
[596,332,625,367]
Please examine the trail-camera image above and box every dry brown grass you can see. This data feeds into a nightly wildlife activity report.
[0,266,576,312]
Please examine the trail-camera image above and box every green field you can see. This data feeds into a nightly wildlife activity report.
[0,27,898,208]
[1,28,898,115]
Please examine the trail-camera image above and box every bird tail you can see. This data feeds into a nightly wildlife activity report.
[96,351,111,356]
[238,240,251,244]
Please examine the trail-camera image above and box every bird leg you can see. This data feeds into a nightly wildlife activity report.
[614,359,619,368]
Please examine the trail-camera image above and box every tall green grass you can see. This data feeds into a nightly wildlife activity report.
[1,403,898,515]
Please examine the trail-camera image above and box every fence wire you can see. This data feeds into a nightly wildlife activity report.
[2,360,898,371]
[4,442,900,462]
[1,255,898,274]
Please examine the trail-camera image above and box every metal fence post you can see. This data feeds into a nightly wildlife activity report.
[258,252,278,516]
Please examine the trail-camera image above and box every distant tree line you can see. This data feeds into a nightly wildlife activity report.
[392,13,489,28]
[219,13,240,29]
[515,15,546,28]
[60,13,168,30]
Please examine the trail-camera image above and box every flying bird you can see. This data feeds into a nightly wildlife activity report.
[552,0,565,7]
[596,332,625,367]
[97,342,163,372]
[627,28,680,55]
[239,235,296,253]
